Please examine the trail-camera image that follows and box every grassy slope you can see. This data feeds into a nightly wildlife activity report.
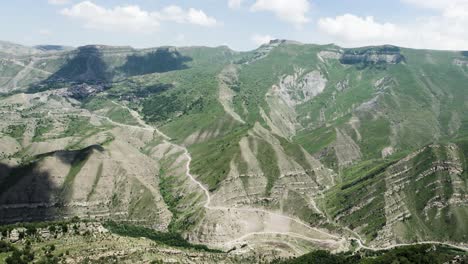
[324,141,468,242]
[147,44,468,242]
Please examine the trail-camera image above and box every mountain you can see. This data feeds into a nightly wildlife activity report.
[0,40,467,261]
[33,45,73,52]
[0,41,43,56]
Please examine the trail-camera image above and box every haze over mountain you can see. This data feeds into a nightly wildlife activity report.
[0,38,467,263]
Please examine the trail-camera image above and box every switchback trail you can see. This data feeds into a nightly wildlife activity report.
[97,101,468,253]
[108,101,342,245]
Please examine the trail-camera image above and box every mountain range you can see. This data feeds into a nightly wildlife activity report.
[0,39,467,262]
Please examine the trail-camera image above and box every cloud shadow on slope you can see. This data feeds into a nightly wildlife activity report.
[118,48,192,76]
[0,145,103,224]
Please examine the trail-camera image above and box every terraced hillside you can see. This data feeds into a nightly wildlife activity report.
[0,40,467,259]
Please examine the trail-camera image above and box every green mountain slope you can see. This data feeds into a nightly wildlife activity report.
[0,40,467,256]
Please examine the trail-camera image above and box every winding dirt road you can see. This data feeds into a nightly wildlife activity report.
[97,101,468,253]
[108,101,343,248]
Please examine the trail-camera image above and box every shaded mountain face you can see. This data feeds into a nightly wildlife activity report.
[47,46,111,83]
[0,40,467,256]
[0,145,103,223]
[42,46,192,84]
[0,44,194,94]
[119,48,192,76]
[34,45,71,52]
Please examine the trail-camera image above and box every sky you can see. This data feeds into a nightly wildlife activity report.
[1,0,468,51]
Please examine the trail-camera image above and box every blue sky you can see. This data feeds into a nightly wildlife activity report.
[1,0,468,50]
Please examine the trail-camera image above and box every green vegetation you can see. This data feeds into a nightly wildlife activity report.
[357,117,391,159]
[324,159,391,240]
[257,139,280,195]
[158,170,181,222]
[142,93,187,122]
[86,162,103,201]
[62,116,96,137]
[274,245,467,264]
[190,126,248,190]
[4,124,26,140]
[106,105,138,125]
[295,126,336,155]
[59,146,96,201]
[0,218,78,236]
[33,118,54,142]
[283,190,324,224]
[0,241,15,253]
[103,221,222,253]
[0,218,89,264]
[4,241,35,264]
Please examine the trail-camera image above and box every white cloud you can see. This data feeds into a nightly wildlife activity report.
[228,0,244,9]
[318,11,468,50]
[250,0,311,27]
[318,14,400,45]
[401,0,468,10]
[186,8,218,26]
[156,6,186,24]
[251,34,274,46]
[48,0,70,5]
[156,5,218,27]
[61,1,160,32]
[61,1,218,33]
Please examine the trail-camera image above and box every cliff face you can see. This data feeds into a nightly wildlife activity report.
[339,46,405,66]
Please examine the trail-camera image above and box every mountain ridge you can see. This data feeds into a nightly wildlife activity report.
[3,38,467,57]
[0,37,467,260]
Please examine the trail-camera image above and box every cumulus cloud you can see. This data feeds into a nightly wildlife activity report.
[61,1,218,33]
[251,34,274,46]
[318,15,400,45]
[61,1,160,32]
[250,0,311,27]
[156,5,218,27]
[185,8,218,26]
[228,0,244,9]
[318,4,468,50]
[401,0,468,10]
[48,0,70,5]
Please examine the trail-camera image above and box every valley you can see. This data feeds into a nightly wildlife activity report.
[0,39,467,262]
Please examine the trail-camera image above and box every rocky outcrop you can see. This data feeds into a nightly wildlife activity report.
[239,40,301,65]
[340,46,405,66]
[218,65,245,124]
[317,50,342,61]
[453,58,468,67]
[264,68,327,138]
[374,144,466,246]
[334,129,362,167]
